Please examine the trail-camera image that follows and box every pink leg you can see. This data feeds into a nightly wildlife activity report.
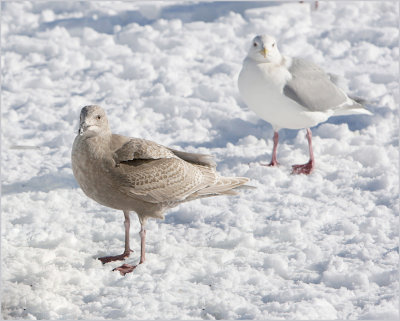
[99,211,132,264]
[291,128,315,175]
[262,131,279,166]
[113,223,146,276]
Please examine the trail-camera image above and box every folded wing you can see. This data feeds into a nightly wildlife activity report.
[110,138,217,203]
[283,58,355,112]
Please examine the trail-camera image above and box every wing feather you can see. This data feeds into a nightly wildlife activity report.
[283,58,348,112]
[112,158,216,203]
[114,138,176,162]
[110,137,222,203]
[168,148,216,167]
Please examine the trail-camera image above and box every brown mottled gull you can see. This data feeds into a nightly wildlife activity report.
[71,105,250,275]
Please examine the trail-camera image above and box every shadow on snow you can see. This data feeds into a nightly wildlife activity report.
[37,2,280,34]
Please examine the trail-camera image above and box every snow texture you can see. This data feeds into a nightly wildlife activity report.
[1,1,399,320]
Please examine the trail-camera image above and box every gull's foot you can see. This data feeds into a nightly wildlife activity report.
[261,160,279,167]
[98,250,133,264]
[112,263,137,276]
[291,160,314,175]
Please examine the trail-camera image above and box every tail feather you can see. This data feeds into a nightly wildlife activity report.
[349,95,368,105]
[214,184,257,196]
[334,96,372,116]
[334,104,372,116]
[183,176,253,202]
[195,176,250,196]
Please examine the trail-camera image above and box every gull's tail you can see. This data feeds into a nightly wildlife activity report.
[187,176,254,201]
[349,96,368,105]
[334,103,373,116]
[197,176,251,196]
[333,93,373,117]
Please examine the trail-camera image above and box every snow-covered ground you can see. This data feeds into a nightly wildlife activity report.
[1,1,398,320]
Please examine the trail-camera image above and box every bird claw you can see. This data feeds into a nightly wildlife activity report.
[291,160,314,175]
[98,250,133,264]
[261,160,279,167]
[112,264,137,276]
[268,160,279,167]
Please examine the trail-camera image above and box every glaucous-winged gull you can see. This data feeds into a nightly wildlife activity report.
[71,105,250,275]
[238,34,372,174]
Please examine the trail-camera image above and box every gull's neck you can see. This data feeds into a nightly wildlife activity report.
[248,54,291,71]
[80,129,112,156]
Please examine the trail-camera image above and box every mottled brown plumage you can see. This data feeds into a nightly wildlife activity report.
[71,105,250,275]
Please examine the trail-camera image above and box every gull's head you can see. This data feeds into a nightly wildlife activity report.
[247,34,281,63]
[78,105,110,136]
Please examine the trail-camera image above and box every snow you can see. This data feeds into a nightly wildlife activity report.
[1,1,398,320]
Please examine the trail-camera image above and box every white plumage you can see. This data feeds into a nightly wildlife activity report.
[238,34,372,174]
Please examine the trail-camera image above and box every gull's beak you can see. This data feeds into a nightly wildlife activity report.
[78,122,87,135]
[260,48,268,58]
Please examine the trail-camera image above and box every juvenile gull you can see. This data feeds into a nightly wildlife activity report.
[238,34,372,174]
[71,105,250,275]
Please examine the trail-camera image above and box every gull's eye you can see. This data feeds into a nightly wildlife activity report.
[253,42,258,47]
[96,115,101,120]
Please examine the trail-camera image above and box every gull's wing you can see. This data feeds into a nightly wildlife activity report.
[168,148,216,167]
[110,138,216,203]
[114,138,176,162]
[114,158,217,203]
[111,135,216,167]
[283,58,356,112]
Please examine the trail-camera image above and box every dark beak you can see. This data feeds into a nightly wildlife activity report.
[78,122,87,135]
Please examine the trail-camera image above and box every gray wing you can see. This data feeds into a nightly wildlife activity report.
[283,58,349,112]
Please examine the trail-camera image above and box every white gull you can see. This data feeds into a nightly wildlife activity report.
[238,34,372,174]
